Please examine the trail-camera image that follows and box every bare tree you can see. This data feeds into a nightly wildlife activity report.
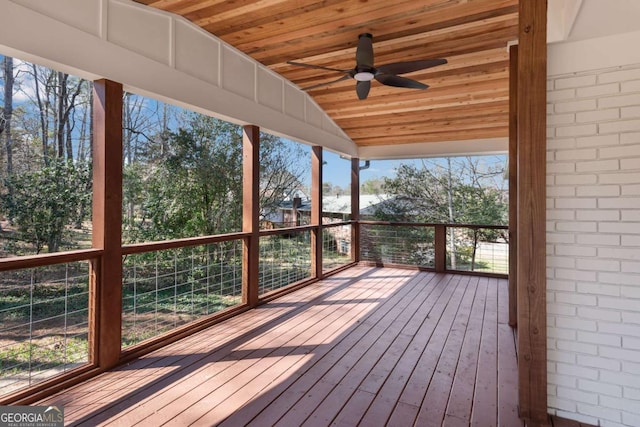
[30,64,52,163]
[445,157,457,268]
[3,56,14,176]
[22,65,87,163]
[55,72,85,160]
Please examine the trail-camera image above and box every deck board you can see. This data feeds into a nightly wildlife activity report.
[38,267,522,426]
[471,277,499,426]
[59,273,334,419]
[444,276,486,426]
[287,273,448,427]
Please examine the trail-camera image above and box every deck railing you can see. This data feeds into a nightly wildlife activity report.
[322,222,353,273]
[258,228,312,296]
[121,238,244,348]
[0,250,100,397]
[0,220,507,401]
[359,221,508,276]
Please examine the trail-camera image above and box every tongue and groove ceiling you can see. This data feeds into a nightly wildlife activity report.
[134,0,518,148]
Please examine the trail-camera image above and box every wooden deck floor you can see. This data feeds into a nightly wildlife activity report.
[39,266,522,426]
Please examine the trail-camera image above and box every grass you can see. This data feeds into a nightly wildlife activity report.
[0,336,89,382]
[121,290,241,347]
[448,242,508,274]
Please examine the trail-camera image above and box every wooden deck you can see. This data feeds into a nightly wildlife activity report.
[39,266,522,426]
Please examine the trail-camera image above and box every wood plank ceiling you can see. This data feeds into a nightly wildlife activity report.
[135,0,518,148]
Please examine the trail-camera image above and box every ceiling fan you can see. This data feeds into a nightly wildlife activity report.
[287,33,447,100]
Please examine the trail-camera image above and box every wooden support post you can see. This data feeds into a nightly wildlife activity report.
[311,146,323,279]
[509,44,518,328]
[92,79,123,369]
[517,1,548,425]
[243,125,260,307]
[434,224,447,273]
[351,158,360,263]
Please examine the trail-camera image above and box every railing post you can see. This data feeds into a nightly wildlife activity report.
[242,125,260,307]
[434,224,447,273]
[311,146,323,279]
[92,79,123,369]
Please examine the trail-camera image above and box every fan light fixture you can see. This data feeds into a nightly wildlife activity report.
[287,33,447,100]
[354,71,375,81]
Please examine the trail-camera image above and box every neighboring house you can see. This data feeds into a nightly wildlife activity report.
[267,194,391,228]
[268,194,392,255]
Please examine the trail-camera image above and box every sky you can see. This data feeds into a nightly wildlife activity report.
[322,153,411,188]
[0,56,36,105]
[321,149,507,189]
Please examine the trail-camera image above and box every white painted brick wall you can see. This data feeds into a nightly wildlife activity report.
[547,62,640,427]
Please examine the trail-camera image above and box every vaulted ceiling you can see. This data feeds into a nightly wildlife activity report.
[134,0,518,148]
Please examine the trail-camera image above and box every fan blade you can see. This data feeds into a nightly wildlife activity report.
[356,80,371,100]
[356,33,374,68]
[287,61,350,73]
[302,74,351,90]
[376,58,447,75]
[375,74,428,90]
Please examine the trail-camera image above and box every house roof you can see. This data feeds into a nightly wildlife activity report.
[279,194,390,215]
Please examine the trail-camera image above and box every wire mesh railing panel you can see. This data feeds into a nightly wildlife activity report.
[446,227,509,274]
[322,224,352,272]
[360,224,436,268]
[122,241,243,348]
[259,231,311,296]
[0,262,91,397]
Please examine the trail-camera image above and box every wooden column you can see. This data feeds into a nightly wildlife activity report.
[242,125,260,307]
[517,1,548,425]
[311,146,323,279]
[351,158,360,263]
[509,44,519,328]
[92,79,123,369]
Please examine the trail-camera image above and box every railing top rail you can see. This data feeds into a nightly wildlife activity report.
[122,232,249,255]
[0,221,508,270]
[0,248,103,271]
[321,220,353,227]
[259,220,356,236]
[359,220,507,230]
[444,223,508,230]
[258,224,315,237]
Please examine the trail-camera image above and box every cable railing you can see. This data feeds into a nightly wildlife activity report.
[446,225,509,275]
[359,221,508,276]
[360,223,436,269]
[121,239,244,348]
[0,252,98,397]
[322,222,353,273]
[258,228,312,296]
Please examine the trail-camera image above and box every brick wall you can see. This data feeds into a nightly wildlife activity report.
[547,63,640,427]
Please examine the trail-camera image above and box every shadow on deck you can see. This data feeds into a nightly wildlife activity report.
[39,266,521,426]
